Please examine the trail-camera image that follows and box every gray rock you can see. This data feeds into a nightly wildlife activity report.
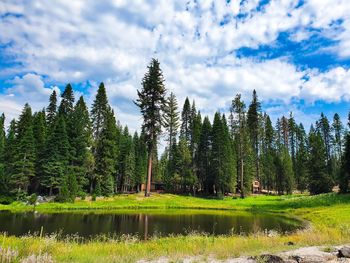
[255,254,285,263]
[338,247,350,258]
[37,195,44,203]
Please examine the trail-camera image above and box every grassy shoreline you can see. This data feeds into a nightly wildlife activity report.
[0,193,349,262]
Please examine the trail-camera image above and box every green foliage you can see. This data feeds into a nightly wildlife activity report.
[211,113,236,195]
[94,110,118,196]
[135,58,167,196]
[180,97,191,145]
[176,139,197,192]
[91,83,110,140]
[308,130,332,195]
[135,58,166,152]
[340,131,350,193]
[56,172,77,203]
[1,80,350,201]
[276,147,294,195]
[70,96,93,192]
[0,114,6,195]
[27,193,37,206]
[295,124,308,192]
[42,115,70,195]
[247,90,261,181]
[197,116,212,194]
[11,104,36,195]
[46,90,57,127]
[134,132,147,191]
[163,92,180,151]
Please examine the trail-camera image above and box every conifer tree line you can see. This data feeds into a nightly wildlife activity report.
[159,89,350,197]
[0,58,350,202]
[0,83,148,202]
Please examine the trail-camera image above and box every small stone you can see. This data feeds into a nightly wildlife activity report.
[338,246,350,258]
[256,254,285,263]
[286,241,295,246]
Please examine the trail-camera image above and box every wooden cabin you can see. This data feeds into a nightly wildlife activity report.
[140,182,165,193]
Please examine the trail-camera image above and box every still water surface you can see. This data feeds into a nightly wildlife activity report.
[0,210,303,239]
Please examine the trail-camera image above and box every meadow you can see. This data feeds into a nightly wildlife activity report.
[0,193,349,262]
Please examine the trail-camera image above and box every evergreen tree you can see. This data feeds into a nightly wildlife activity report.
[247,90,261,184]
[11,104,36,197]
[180,97,191,145]
[279,147,294,194]
[58,84,75,117]
[32,110,47,193]
[331,113,344,185]
[164,139,179,192]
[163,92,180,155]
[46,90,57,127]
[42,115,70,195]
[91,83,109,140]
[0,114,6,195]
[124,140,136,192]
[317,113,332,163]
[176,138,197,194]
[230,94,252,198]
[91,83,118,194]
[94,109,118,196]
[288,112,297,171]
[134,132,147,192]
[56,172,78,203]
[332,113,344,160]
[4,120,16,195]
[135,58,166,196]
[197,116,212,194]
[71,96,93,193]
[280,116,289,148]
[340,113,350,193]
[190,102,201,156]
[118,126,133,192]
[295,124,308,192]
[221,114,236,194]
[261,114,275,193]
[191,108,202,179]
[308,129,332,194]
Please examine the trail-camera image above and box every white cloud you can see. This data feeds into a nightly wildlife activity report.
[1,0,350,131]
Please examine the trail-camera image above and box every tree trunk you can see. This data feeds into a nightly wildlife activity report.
[240,158,244,199]
[145,152,152,197]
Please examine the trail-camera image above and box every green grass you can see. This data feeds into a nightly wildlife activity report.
[0,193,349,262]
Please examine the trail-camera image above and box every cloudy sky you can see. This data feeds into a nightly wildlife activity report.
[1,0,350,132]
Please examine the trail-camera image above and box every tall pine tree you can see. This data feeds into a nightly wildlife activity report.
[135,58,166,196]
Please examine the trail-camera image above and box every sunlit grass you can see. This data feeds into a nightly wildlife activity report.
[0,193,349,262]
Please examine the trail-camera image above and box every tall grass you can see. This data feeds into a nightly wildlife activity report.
[0,193,349,262]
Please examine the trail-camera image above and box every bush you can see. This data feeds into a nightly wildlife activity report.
[0,195,14,204]
[78,191,86,200]
[92,194,97,201]
[216,192,224,200]
[27,193,37,206]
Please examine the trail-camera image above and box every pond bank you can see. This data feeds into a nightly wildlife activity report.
[0,193,349,262]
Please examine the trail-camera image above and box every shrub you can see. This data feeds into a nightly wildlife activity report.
[0,196,14,205]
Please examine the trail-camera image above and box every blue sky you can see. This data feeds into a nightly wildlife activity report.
[1,0,350,132]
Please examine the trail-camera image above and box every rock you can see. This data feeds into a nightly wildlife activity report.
[286,241,295,246]
[255,254,285,263]
[338,247,350,258]
[37,195,44,203]
[281,246,337,262]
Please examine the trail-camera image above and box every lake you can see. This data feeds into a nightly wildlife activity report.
[0,210,303,239]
